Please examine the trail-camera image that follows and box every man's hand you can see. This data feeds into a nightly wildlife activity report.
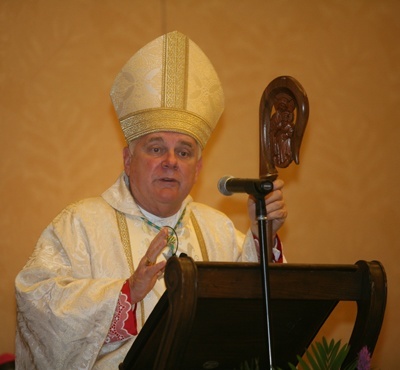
[247,179,287,239]
[128,228,168,304]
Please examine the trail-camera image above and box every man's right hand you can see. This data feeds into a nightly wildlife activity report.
[128,228,168,303]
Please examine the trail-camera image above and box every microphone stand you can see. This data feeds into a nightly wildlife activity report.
[219,176,275,368]
[253,186,274,370]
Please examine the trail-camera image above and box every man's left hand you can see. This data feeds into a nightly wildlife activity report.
[247,179,288,239]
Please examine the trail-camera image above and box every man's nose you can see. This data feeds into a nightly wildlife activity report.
[162,151,178,169]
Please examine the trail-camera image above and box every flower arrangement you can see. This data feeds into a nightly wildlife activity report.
[235,337,373,370]
[284,337,372,370]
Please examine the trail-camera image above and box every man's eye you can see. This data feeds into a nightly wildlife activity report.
[149,147,162,154]
[178,150,191,158]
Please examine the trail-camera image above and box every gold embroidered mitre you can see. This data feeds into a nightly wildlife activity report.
[110,31,225,149]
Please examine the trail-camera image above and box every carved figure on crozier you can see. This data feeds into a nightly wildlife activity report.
[270,93,295,168]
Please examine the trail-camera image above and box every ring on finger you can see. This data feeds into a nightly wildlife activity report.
[145,256,155,266]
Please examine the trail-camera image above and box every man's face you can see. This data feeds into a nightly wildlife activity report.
[123,131,203,217]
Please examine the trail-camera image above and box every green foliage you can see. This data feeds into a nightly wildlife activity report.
[284,337,357,370]
[235,357,259,370]
[237,338,362,370]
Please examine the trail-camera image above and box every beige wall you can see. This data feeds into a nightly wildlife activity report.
[1,0,399,366]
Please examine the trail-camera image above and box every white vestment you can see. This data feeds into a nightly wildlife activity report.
[15,173,258,369]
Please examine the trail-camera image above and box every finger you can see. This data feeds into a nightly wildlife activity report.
[247,193,284,214]
[267,200,287,218]
[144,228,168,264]
[142,260,167,276]
[265,191,283,207]
[272,179,284,191]
[267,207,288,222]
[129,260,167,303]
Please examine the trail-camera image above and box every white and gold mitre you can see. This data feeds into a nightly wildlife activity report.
[110,31,225,149]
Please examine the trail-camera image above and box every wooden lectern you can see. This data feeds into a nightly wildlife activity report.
[120,256,386,370]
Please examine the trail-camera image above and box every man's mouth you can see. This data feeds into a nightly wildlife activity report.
[159,177,178,184]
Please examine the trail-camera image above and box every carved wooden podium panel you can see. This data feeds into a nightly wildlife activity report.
[120,257,386,370]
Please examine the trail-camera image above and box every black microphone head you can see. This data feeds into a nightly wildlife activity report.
[217,175,234,196]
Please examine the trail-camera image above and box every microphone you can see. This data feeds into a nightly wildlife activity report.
[217,176,274,196]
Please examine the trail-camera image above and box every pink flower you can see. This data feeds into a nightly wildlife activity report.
[357,346,371,370]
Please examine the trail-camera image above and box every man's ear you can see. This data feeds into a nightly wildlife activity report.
[195,156,203,181]
[122,147,131,173]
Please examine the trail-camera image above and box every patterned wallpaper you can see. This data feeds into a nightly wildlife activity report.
[1,0,399,366]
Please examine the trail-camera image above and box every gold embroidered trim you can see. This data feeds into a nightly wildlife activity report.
[120,108,211,149]
[163,31,188,109]
[116,210,133,274]
[115,210,145,327]
[190,212,209,261]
